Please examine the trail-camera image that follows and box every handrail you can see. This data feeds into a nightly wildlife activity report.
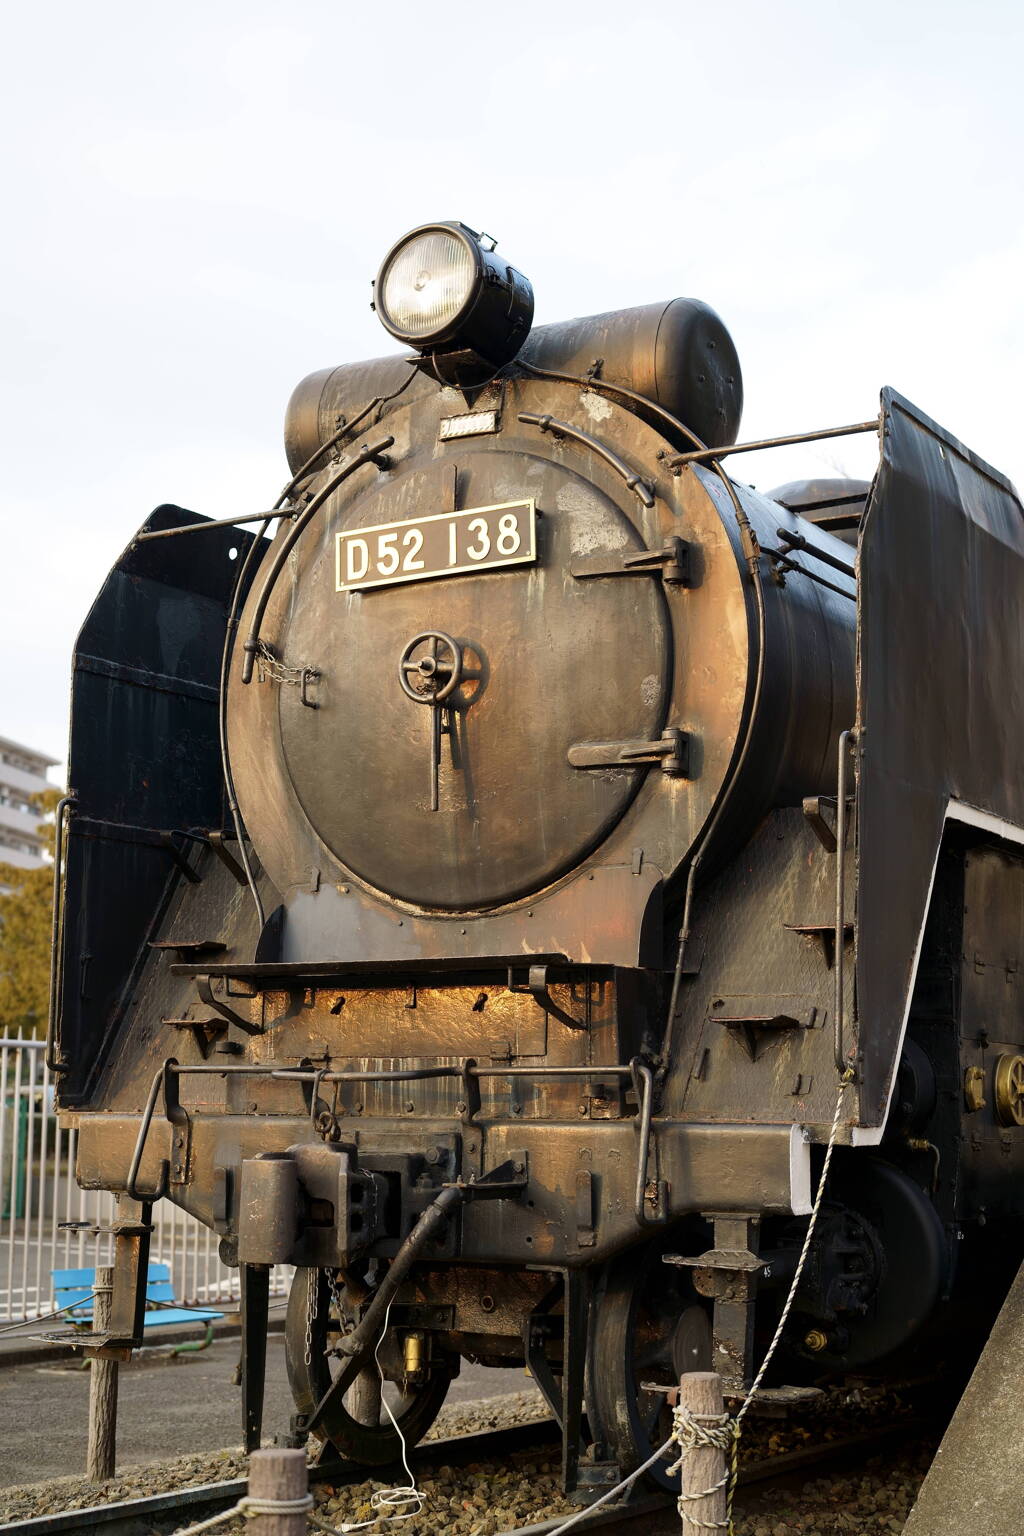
[834,730,857,1075]
[518,412,655,508]
[665,418,880,470]
[45,794,76,1075]
[123,1059,641,1206]
[240,436,393,684]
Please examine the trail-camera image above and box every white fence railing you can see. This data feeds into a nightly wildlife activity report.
[0,1030,290,1324]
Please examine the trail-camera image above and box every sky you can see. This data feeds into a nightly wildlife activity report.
[1,0,1021,772]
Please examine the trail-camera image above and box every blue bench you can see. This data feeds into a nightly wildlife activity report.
[52,1262,224,1341]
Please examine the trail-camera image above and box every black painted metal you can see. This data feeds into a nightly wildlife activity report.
[854,389,1024,1122]
[58,506,266,1103]
[241,1263,270,1451]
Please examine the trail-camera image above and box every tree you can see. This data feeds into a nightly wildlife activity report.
[0,788,61,1037]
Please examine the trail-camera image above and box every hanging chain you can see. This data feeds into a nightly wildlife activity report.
[254,639,306,686]
[325,1267,345,1330]
[304,1267,319,1367]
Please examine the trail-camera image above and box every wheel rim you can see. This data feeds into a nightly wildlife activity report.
[588,1236,712,1491]
[285,1268,451,1465]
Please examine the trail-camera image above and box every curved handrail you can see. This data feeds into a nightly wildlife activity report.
[240,436,394,684]
[517,412,655,508]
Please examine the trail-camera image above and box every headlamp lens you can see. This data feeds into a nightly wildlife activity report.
[380,230,475,339]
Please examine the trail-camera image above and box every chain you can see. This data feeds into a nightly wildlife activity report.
[325,1266,345,1325]
[254,639,306,686]
[304,1267,319,1367]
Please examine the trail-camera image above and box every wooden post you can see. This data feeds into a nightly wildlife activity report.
[677,1371,727,1534]
[248,1448,309,1536]
[86,1265,118,1482]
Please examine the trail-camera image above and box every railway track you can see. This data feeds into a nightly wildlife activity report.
[3,1413,931,1536]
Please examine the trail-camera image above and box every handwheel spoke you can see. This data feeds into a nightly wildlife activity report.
[344,1368,383,1428]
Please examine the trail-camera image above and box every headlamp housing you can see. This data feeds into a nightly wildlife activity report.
[374,221,534,381]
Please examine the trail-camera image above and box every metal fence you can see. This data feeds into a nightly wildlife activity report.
[0,1030,290,1324]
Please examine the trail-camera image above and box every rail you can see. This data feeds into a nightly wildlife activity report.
[0,1407,931,1535]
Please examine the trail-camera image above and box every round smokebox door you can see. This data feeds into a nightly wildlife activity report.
[280,451,671,909]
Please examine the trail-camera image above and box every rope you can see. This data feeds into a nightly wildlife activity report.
[668,1409,739,1531]
[544,1065,855,1536]
[174,1072,854,1536]
[301,1296,424,1534]
[172,1492,313,1534]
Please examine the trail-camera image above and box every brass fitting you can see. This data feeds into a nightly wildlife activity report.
[803,1328,829,1354]
[964,1065,986,1113]
[403,1331,426,1379]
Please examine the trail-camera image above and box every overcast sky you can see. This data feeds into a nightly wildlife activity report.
[1,0,1021,772]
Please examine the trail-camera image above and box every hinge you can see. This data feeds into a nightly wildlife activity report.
[570,536,691,586]
[568,727,689,777]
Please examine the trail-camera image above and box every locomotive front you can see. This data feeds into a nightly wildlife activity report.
[59,220,954,1489]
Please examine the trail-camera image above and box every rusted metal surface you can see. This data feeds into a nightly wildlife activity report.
[228,369,854,960]
[55,261,1024,1501]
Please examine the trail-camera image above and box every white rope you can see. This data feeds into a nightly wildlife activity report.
[543,1066,855,1536]
[175,1072,854,1536]
[669,1408,739,1531]
[172,1492,314,1535]
[307,1296,424,1535]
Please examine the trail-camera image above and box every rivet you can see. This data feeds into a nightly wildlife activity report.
[405,1101,415,1114]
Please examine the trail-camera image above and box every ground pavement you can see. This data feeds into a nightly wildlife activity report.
[0,1330,528,1486]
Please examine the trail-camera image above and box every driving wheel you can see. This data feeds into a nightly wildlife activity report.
[588,1235,712,1490]
[285,1267,452,1465]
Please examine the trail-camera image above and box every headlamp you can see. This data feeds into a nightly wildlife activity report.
[374,221,534,381]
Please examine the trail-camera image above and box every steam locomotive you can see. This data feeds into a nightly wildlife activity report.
[52,220,1024,1491]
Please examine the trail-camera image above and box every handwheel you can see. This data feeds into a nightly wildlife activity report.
[587,1235,713,1491]
[285,1267,452,1465]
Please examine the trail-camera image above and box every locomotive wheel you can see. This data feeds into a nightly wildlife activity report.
[285,1267,451,1466]
[588,1237,712,1491]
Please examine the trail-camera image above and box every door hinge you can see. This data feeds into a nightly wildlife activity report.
[568,727,689,777]
[570,536,691,586]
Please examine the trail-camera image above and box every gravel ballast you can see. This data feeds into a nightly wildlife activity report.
[0,1383,941,1534]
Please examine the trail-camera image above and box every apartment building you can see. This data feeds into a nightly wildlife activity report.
[0,735,59,869]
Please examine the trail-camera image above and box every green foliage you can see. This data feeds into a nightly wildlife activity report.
[0,788,61,1036]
